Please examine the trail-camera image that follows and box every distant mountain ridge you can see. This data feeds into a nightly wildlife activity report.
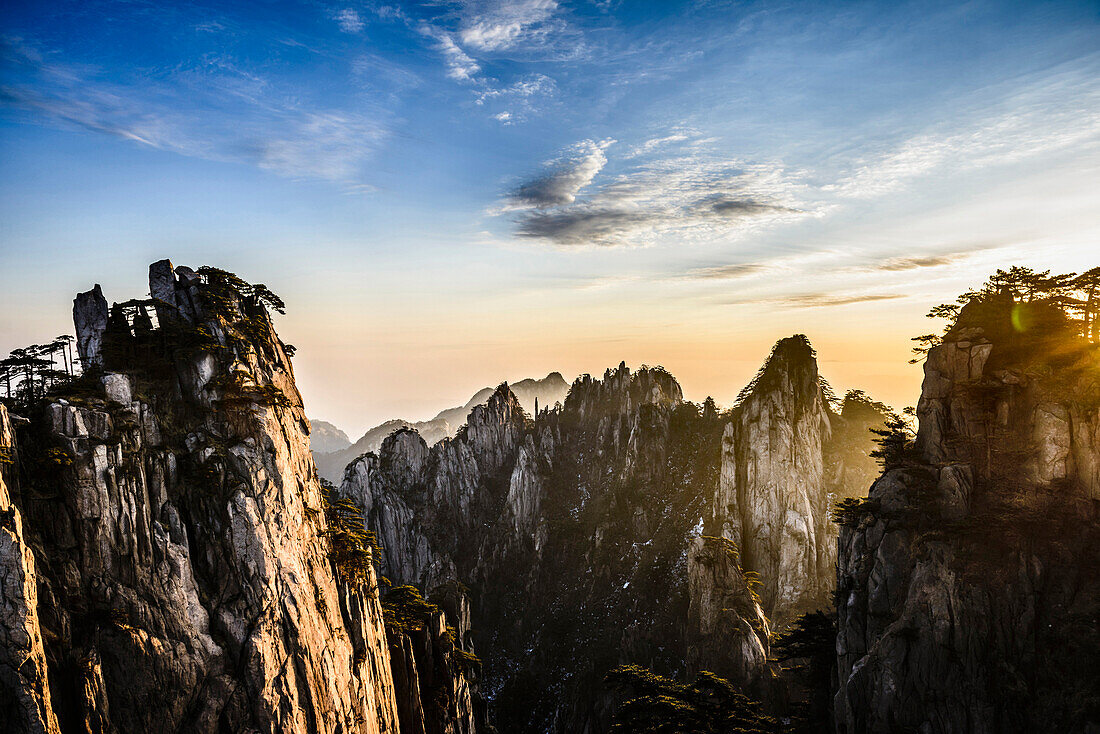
[309,419,351,454]
[313,371,570,483]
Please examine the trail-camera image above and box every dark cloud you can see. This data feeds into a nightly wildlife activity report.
[498,137,811,246]
[508,139,612,208]
[514,207,655,246]
[704,196,795,217]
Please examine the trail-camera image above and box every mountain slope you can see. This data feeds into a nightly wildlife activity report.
[309,419,351,453]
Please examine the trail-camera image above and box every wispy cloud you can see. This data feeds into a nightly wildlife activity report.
[257,112,386,181]
[780,292,906,308]
[457,0,561,52]
[828,62,1100,198]
[628,133,690,158]
[334,8,365,33]
[723,291,906,308]
[0,37,390,186]
[874,254,967,271]
[676,263,767,280]
[393,0,574,121]
[420,26,482,82]
[476,74,556,105]
[475,73,557,122]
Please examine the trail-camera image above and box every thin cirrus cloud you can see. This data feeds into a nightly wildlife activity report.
[419,26,483,82]
[721,292,907,308]
[389,0,568,122]
[628,133,691,158]
[828,60,1100,199]
[0,37,389,185]
[675,263,768,280]
[780,293,907,308]
[874,254,970,272]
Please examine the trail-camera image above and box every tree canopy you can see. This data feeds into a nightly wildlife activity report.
[912,265,1100,362]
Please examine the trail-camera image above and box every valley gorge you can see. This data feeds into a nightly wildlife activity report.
[1,260,1097,733]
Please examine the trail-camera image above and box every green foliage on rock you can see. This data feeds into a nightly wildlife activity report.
[604,664,779,734]
[772,611,836,731]
[320,486,377,589]
[912,264,1100,362]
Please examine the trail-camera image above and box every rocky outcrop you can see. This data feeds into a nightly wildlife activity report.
[384,588,482,734]
[686,535,771,687]
[2,261,401,733]
[835,299,1100,733]
[710,336,833,623]
[73,284,108,369]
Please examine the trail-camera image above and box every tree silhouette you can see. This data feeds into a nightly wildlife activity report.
[913,264,1099,362]
[604,664,778,734]
[869,407,916,469]
[1,336,79,406]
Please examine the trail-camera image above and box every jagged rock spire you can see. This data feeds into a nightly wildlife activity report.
[73,283,108,368]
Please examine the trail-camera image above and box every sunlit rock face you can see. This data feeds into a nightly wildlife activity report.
[1,261,401,733]
[835,298,1100,734]
[701,335,889,631]
[709,336,835,625]
[0,404,61,734]
[343,363,785,732]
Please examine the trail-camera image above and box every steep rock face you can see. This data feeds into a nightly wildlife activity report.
[345,364,774,732]
[0,404,60,734]
[386,599,481,734]
[714,337,832,621]
[705,336,881,627]
[1,261,401,733]
[685,535,770,686]
[835,302,1100,733]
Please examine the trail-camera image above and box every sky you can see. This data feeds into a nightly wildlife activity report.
[1,0,1098,437]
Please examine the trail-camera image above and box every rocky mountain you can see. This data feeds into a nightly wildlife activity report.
[314,373,570,484]
[834,292,1100,732]
[0,261,477,734]
[7,258,1096,733]
[309,419,351,454]
[343,343,885,731]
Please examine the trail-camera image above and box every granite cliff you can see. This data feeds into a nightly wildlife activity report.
[0,261,475,734]
[835,291,1100,732]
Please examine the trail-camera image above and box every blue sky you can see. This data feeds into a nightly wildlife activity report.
[2,0,1098,434]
